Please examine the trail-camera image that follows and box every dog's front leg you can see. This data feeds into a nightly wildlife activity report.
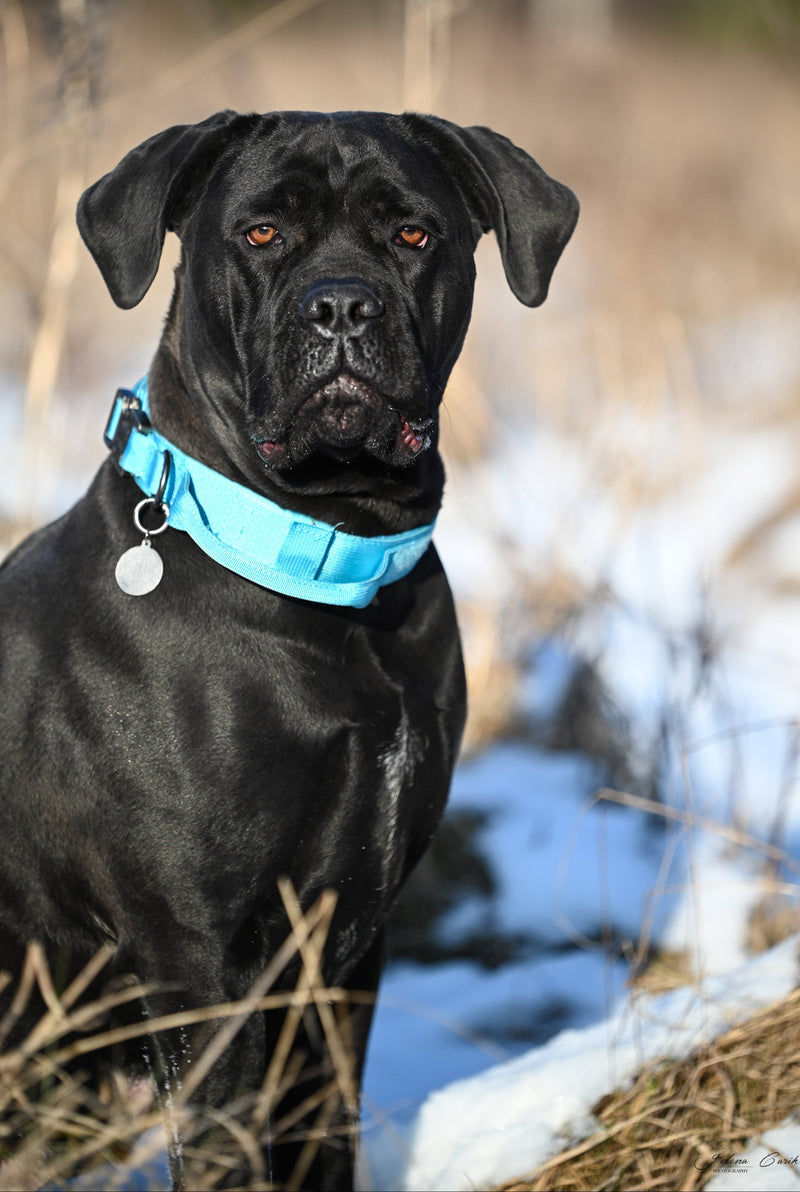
[130,934,270,1191]
[253,928,385,1192]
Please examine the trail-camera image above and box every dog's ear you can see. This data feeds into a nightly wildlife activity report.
[406,116,579,307]
[77,110,246,309]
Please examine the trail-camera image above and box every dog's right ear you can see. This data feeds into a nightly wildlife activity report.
[77,111,246,310]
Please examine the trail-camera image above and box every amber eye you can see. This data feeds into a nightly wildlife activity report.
[395,226,429,249]
[246,225,280,247]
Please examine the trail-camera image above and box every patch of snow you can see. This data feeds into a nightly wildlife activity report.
[363,937,800,1192]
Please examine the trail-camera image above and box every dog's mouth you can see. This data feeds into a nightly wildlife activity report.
[254,374,432,467]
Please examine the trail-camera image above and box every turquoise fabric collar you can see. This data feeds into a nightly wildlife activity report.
[104,378,436,609]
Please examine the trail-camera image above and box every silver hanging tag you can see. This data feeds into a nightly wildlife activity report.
[116,495,170,596]
[116,538,164,595]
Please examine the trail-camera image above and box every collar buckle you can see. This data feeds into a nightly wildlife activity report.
[104,388,152,475]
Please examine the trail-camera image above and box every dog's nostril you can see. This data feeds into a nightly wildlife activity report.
[350,293,383,321]
[298,282,384,334]
[298,294,334,323]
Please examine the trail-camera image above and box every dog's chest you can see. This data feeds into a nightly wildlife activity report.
[142,611,458,976]
[108,587,460,912]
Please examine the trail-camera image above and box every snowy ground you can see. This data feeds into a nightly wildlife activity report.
[363,939,800,1192]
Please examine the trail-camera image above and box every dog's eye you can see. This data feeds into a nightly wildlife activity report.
[395,226,429,249]
[246,225,281,247]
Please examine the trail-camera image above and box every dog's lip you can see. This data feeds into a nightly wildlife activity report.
[299,373,382,412]
[254,374,433,463]
[255,438,286,463]
[396,415,432,456]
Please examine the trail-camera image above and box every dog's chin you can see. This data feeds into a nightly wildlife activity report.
[253,375,433,471]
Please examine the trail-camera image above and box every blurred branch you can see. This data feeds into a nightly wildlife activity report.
[0,0,30,159]
[404,0,464,111]
[0,5,41,290]
[595,786,800,874]
[105,0,328,118]
[0,0,329,206]
[20,0,92,527]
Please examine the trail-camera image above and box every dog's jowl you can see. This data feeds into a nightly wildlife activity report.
[0,111,577,1189]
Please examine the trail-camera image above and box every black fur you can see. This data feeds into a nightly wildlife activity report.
[0,110,577,1189]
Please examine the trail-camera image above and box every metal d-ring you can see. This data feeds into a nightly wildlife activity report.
[133,497,170,538]
[153,450,172,510]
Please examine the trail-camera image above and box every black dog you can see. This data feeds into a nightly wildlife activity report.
[0,110,577,1189]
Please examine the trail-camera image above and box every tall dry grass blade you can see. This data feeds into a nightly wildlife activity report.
[255,962,311,1129]
[255,882,342,1143]
[284,1087,340,1192]
[0,943,38,1051]
[277,878,358,1118]
[176,885,330,1105]
[202,1103,267,1187]
[271,1075,338,1141]
[596,787,800,872]
[254,1044,308,1135]
[57,943,116,1011]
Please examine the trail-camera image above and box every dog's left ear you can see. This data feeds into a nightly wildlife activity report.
[77,110,253,309]
[407,116,579,307]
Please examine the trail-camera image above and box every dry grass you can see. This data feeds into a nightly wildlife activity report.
[0,882,373,1191]
[493,979,800,1192]
[747,892,800,955]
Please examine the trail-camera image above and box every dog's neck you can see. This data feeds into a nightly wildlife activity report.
[146,293,445,539]
[109,378,439,608]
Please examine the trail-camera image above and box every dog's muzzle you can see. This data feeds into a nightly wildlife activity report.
[254,279,432,466]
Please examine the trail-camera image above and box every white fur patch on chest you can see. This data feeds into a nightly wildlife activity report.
[376,709,424,857]
[378,709,421,800]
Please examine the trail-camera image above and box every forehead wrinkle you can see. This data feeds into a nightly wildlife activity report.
[323,135,440,220]
[246,167,334,216]
[298,120,426,194]
[226,121,455,228]
[243,133,352,215]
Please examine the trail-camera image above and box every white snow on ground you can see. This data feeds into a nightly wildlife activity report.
[362,938,800,1192]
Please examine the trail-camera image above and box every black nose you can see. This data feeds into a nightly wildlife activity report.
[298,280,384,337]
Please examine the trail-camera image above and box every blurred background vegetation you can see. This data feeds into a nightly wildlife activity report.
[3,3,800,1183]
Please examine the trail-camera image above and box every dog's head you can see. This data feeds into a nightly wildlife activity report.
[78,110,577,518]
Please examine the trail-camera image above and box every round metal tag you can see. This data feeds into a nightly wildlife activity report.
[115,541,164,596]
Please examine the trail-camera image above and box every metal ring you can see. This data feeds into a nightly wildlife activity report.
[133,497,170,537]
